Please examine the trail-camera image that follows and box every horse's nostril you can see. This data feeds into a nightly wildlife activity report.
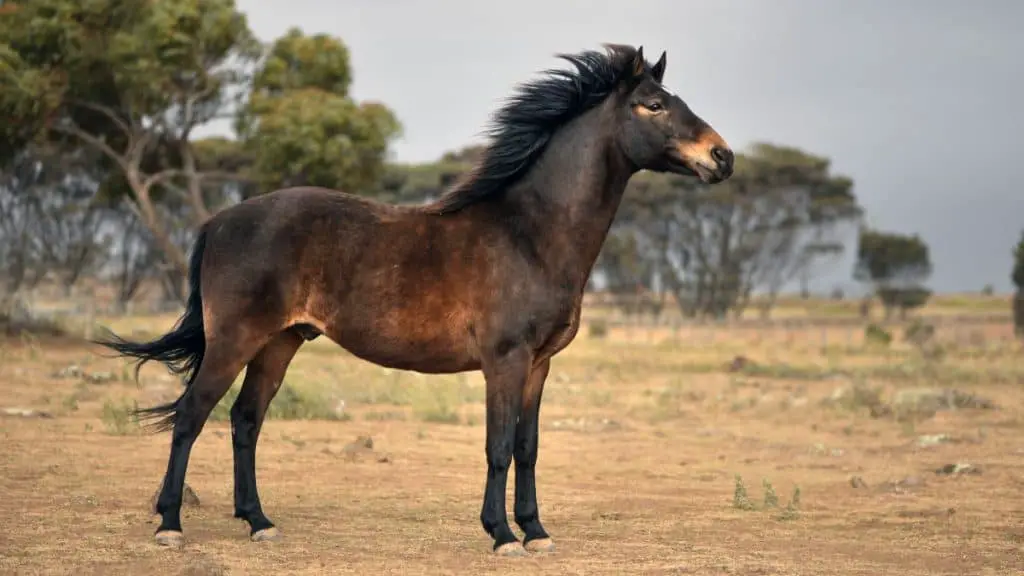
[710,146,733,166]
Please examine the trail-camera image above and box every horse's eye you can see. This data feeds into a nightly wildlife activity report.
[645,102,663,112]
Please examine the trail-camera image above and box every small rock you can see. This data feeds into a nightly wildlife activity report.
[850,476,868,488]
[347,435,373,451]
[916,433,952,448]
[548,418,621,433]
[821,382,884,412]
[1,407,54,419]
[891,388,995,420]
[935,462,981,476]
[325,435,378,461]
[788,396,809,408]
[884,475,926,492]
[52,365,84,379]
[83,371,116,384]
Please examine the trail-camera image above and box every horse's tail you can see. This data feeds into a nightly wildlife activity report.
[93,225,209,432]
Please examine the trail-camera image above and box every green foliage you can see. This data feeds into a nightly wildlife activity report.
[877,286,932,317]
[864,323,892,347]
[100,398,140,435]
[855,227,932,317]
[776,486,801,521]
[733,475,756,510]
[0,0,259,153]
[252,28,353,97]
[240,28,402,194]
[854,227,932,285]
[762,479,779,508]
[246,90,400,192]
[0,44,62,160]
[903,319,936,346]
[0,0,261,277]
[210,381,348,422]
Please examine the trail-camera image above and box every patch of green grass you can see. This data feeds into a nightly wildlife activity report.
[775,486,802,521]
[410,380,463,424]
[763,479,779,508]
[733,475,800,520]
[736,362,835,381]
[100,398,140,435]
[61,393,79,413]
[209,374,349,422]
[733,475,756,511]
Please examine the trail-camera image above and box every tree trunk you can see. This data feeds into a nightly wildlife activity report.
[126,172,189,283]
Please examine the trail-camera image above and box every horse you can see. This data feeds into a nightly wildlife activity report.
[96,43,734,556]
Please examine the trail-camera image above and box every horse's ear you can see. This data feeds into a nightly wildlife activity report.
[651,51,667,83]
[630,46,646,79]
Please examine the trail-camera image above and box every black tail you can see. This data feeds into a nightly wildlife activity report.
[93,226,209,432]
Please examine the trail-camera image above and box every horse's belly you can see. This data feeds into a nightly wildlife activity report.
[327,320,479,375]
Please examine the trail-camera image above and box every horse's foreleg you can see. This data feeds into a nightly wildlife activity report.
[479,345,531,556]
[513,358,554,553]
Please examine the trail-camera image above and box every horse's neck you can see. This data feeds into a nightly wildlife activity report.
[502,111,635,284]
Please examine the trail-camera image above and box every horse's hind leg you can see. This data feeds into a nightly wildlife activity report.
[153,333,268,547]
[230,329,304,541]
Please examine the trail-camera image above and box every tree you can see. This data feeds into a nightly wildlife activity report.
[0,0,261,283]
[1012,230,1024,336]
[605,143,861,319]
[0,146,115,300]
[238,28,402,194]
[854,227,933,319]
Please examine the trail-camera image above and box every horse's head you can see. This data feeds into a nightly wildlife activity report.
[614,46,734,184]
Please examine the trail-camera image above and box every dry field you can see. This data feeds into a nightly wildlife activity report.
[1,310,1023,575]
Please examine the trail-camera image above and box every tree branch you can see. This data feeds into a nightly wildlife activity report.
[52,122,129,172]
[67,99,134,138]
[141,169,185,194]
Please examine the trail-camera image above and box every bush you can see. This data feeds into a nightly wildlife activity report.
[904,319,935,347]
[588,320,608,339]
[864,323,892,348]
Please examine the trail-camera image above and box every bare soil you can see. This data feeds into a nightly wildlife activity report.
[1,335,1022,575]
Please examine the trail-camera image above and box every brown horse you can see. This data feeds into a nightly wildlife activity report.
[96,43,734,556]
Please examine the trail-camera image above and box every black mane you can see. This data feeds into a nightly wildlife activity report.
[430,44,649,215]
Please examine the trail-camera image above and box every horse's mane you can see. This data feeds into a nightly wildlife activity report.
[427,44,650,215]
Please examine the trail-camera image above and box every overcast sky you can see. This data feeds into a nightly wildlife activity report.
[232,0,1023,294]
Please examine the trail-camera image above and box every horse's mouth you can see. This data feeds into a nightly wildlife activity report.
[665,156,724,184]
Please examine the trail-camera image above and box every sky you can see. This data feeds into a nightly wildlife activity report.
[231,0,1023,295]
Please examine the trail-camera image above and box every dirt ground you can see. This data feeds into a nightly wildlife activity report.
[1,329,1023,576]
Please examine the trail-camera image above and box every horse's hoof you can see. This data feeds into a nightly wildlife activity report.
[154,530,185,548]
[524,537,555,553]
[251,527,281,542]
[494,541,528,557]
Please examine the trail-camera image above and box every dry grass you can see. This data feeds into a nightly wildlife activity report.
[1,307,1023,575]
